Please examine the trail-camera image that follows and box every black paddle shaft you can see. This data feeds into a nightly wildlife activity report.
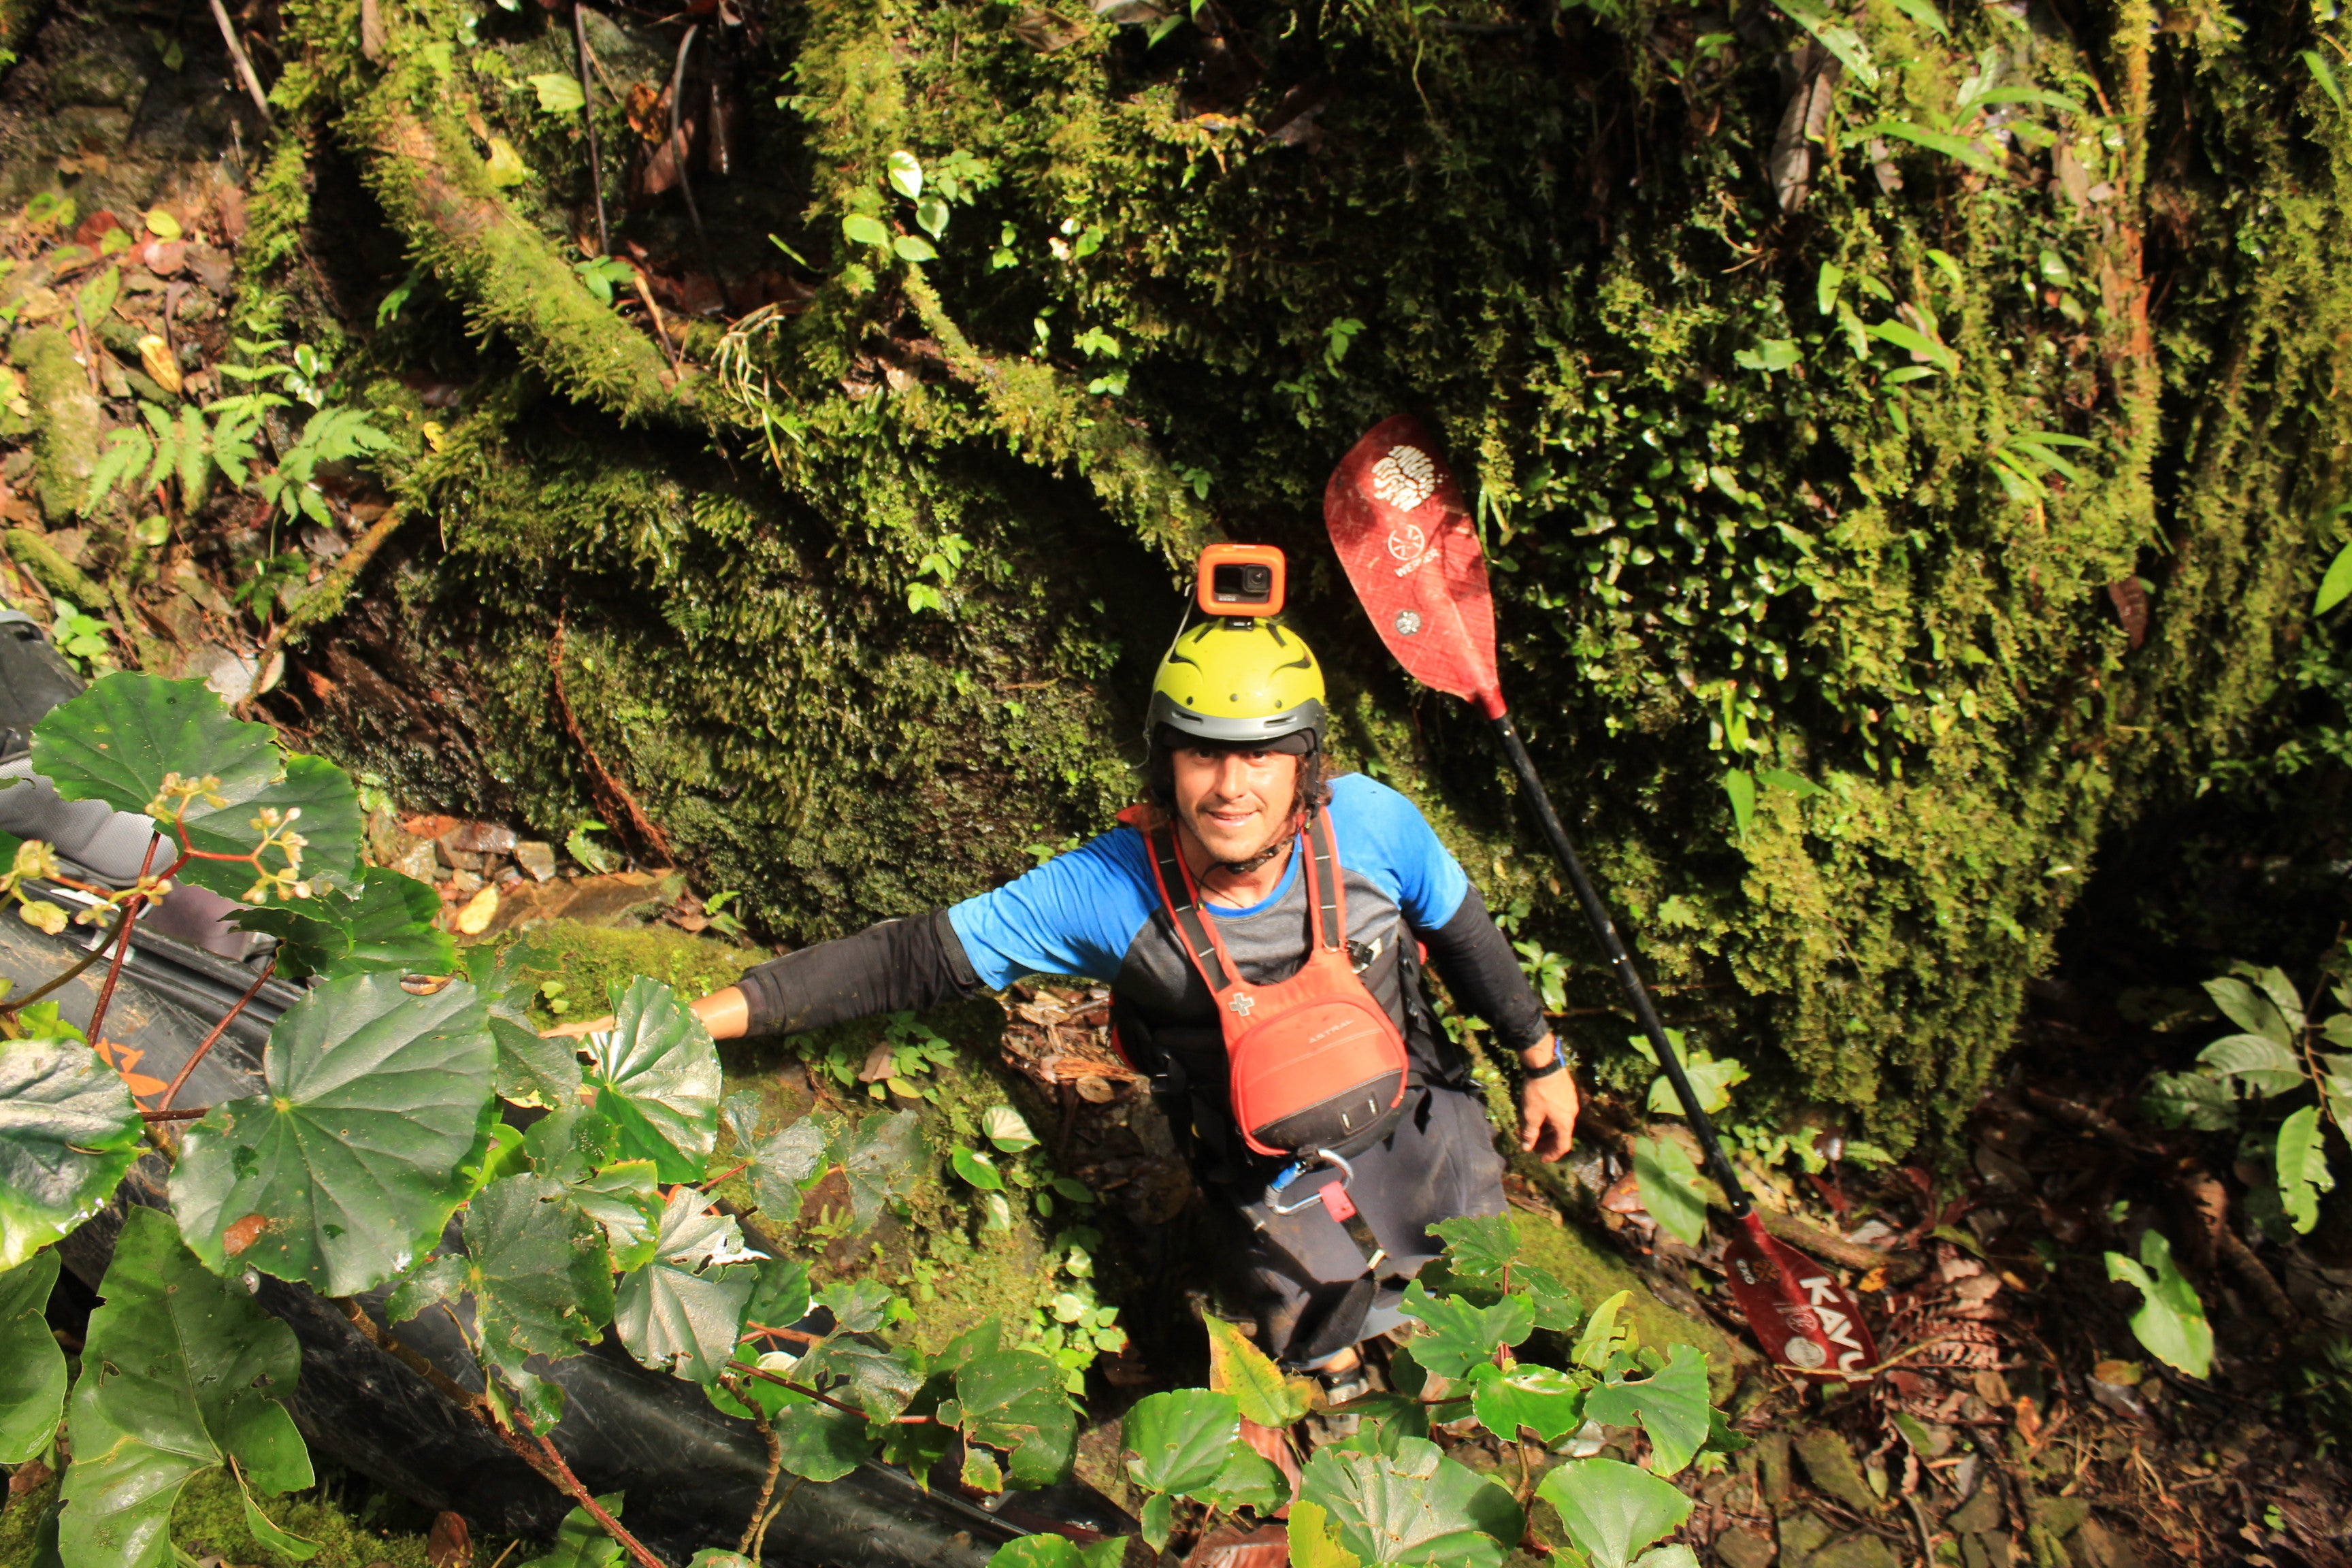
[1488,714,1754,1219]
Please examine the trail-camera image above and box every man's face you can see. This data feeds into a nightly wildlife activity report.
[1170,744,1301,865]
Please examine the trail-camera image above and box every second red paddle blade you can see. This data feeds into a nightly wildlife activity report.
[1720,1213,1880,1380]
[1322,415,1505,717]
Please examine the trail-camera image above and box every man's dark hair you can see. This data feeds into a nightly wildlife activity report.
[1145,726,1333,820]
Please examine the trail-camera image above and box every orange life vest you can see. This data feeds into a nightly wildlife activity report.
[1138,806,1410,1160]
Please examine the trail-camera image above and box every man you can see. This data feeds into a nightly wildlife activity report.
[559,610,1578,1389]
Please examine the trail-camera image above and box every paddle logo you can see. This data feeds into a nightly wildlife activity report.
[1369,443,1437,510]
[1795,1273,1870,1373]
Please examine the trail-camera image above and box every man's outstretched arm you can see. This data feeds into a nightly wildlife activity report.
[543,909,987,1040]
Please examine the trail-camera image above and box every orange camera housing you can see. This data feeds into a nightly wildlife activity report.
[1196,543,1288,619]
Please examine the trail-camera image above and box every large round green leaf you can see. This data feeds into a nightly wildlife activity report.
[955,1346,1077,1488]
[0,1038,143,1269]
[0,1250,65,1463]
[172,973,497,1294]
[1533,1457,1693,1568]
[1299,1437,1522,1568]
[612,1187,757,1384]
[59,1207,312,1568]
[234,867,455,981]
[389,1173,617,1426]
[1123,1388,1239,1497]
[1467,1363,1587,1446]
[1582,1346,1712,1477]
[29,674,361,899]
[466,941,585,1109]
[585,978,720,1182]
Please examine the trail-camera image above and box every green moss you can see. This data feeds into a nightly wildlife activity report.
[165,1469,438,1568]
[1505,1213,1741,1401]
[0,1475,55,1567]
[12,327,100,522]
[336,39,691,425]
[716,1000,1108,1358]
[3,528,101,606]
[497,916,767,1013]
[0,1471,438,1568]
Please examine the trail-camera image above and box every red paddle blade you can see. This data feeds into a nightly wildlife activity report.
[1323,416,1505,719]
[1722,1213,1880,1380]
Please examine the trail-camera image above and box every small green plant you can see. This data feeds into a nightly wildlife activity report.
[906,533,970,615]
[2104,1229,2213,1379]
[2298,1335,2352,1454]
[1088,1213,1737,1558]
[700,888,747,939]
[574,255,638,305]
[567,819,617,874]
[46,598,111,672]
[1512,939,1569,1014]
[2142,951,2352,1237]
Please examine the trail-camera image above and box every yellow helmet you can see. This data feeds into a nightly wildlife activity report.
[1146,618,1327,748]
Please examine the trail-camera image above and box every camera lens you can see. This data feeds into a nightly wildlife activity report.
[1212,563,1272,603]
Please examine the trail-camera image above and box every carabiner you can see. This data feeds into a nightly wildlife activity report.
[1267,1149,1356,1214]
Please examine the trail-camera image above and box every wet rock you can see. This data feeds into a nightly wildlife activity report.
[2029,1496,2089,1538]
[1754,1431,1793,1505]
[1961,1534,2015,1568]
[1794,1428,1882,1514]
[1808,1537,1899,1568]
[1778,1509,1834,1568]
[1716,1523,1777,1568]
[444,820,519,855]
[1949,1480,2003,1533]
[391,839,439,885]
[514,840,557,881]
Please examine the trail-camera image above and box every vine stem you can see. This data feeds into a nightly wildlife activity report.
[206,0,275,122]
[549,610,673,864]
[728,1360,934,1422]
[574,0,609,256]
[744,1322,821,1344]
[156,955,275,1115]
[513,1424,672,1568]
[82,834,162,1046]
[333,1297,674,1568]
[727,1375,783,1557]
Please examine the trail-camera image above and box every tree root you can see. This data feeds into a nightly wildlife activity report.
[5,527,103,606]
[345,79,695,425]
[550,610,674,866]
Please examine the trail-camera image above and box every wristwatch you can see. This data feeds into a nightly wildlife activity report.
[1520,1041,1570,1081]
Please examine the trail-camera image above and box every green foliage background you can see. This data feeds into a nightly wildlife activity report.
[203,0,2352,1150]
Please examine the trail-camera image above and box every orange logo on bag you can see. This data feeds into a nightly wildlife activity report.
[1143,808,1410,1159]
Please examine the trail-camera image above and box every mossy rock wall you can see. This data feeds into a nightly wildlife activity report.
[7,0,2345,1152]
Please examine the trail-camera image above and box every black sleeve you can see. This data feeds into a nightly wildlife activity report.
[1419,883,1552,1055]
[736,909,987,1037]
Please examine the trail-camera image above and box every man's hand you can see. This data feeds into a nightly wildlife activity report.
[1517,1038,1580,1161]
[535,985,750,1043]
